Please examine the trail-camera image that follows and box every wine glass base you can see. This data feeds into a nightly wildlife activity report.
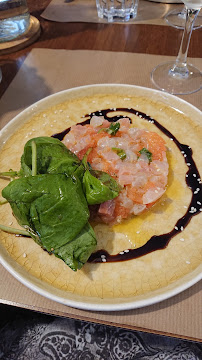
[165,8,202,30]
[151,61,202,95]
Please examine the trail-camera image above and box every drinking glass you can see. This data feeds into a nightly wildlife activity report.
[0,0,30,43]
[165,5,202,30]
[96,0,139,22]
[151,2,202,95]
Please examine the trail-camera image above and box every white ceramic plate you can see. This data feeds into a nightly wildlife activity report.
[0,84,201,311]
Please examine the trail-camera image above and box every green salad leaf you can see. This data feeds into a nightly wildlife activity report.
[1,136,121,271]
[82,149,121,205]
[2,174,90,252]
[54,223,96,271]
[20,136,84,180]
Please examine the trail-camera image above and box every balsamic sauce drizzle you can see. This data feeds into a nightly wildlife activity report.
[52,108,202,264]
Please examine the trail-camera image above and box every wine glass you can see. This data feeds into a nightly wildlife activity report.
[165,5,202,30]
[151,3,202,95]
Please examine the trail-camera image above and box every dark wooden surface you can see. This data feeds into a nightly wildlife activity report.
[0,0,201,98]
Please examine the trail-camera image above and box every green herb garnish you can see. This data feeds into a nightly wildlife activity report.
[112,147,126,160]
[98,122,120,136]
[139,148,152,163]
[107,122,120,135]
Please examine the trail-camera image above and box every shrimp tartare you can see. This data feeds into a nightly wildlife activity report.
[63,116,168,224]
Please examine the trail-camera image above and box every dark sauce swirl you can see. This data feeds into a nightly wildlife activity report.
[52,108,202,264]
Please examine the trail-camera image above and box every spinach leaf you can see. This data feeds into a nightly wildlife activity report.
[82,150,121,205]
[20,137,84,180]
[1,136,122,270]
[2,173,90,252]
[54,223,96,271]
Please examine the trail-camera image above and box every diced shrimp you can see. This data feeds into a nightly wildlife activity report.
[117,118,131,133]
[63,124,96,159]
[132,204,146,215]
[143,187,165,205]
[62,117,168,224]
[127,182,152,204]
[114,201,131,220]
[141,132,166,161]
[90,116,104,128]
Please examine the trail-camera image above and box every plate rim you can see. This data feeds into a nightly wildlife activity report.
[1,83,201,139]
[0,252,201,311]
[0,83,201,311]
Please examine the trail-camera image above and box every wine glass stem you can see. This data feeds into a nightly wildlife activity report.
[173,8,199,74]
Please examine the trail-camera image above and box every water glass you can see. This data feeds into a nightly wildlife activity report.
[0,0,30,43]
[96,0,139,22]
